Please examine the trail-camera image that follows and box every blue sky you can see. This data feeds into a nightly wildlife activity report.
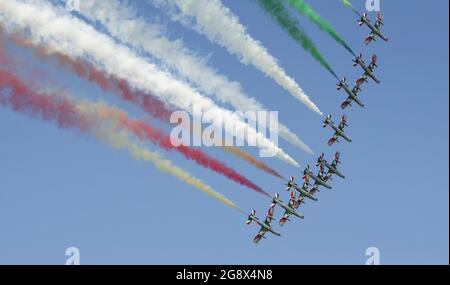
[0,0,448,264]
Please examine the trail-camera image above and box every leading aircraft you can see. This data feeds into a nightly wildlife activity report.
[337,77,365,109]
[353,54,380,84]
[272,192,305,226]
[317,152,345,179]
[246,208,281,243]
[358,13,388,44]
[323,114,352,146]
[285,176,318,201]
[303,165,332,189]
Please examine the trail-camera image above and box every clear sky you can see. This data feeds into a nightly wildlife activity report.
[0,0,448,264]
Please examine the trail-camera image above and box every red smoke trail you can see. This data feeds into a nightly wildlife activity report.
[0,66,269,196]
[36,44,174,122]
[1,28,173,122]
[0,69,91,132]
[99,107,269,195]
[3,30,282,182]
[48,52,281,182]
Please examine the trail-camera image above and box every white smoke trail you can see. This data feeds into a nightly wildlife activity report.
[77,0,312,154]
[151,0,322,116]
[0,0,300,166]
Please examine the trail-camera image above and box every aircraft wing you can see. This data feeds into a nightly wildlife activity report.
[294,196,304,209]
[375,20,383,29]
[352,85,361,94]
[264,207,274,224]
[332,152,341,167]
[340,97,353,110]
[328,134,339,146]
[279,211,291,226]
[365,32,376,44]
[253,228,267,243]
[309,186,319,196]
[338,115,348,130]
[288,192,296,208]
[376,14,384,27]
[368,55,378,71]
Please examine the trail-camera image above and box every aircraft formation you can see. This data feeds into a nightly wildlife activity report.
[0,0,389,246]
[247,12,388,243]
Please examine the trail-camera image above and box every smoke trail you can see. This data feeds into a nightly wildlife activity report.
[1,34,268,195]
[340,0,361,16]
[77,0,312,154]
[76,101,269,196]
[222,146,285,180]
[1,33,269,194]
[5,31,286,179]
[185,118,286,180]
[287,0,356,56]
[102,130,243,211]
[152,0,322,115]
[341,0,353,9]
[0,31,7,65]
[0,69,91,130]
[0,0,299,167]
[0,67,241,211]
[257,0,338,79]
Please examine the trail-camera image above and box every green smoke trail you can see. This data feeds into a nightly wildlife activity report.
[257,0,338,79]
[287,0,355,56]
[341,0,353,9]
[339,0,362,16]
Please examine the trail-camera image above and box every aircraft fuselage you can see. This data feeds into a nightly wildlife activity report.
[293,185,318,201]
[322,161,345,179]
[342,84,365,108]
[329,122,352,143]
[306,171,332,189]
[274,199,304,219]
[357,60,380,83]
[253,217,281,236]
[363,19,388,42]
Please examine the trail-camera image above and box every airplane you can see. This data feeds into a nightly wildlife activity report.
[271,192,305,223]
[273,192,305,226]
[358,12,388,44]
[292,176,312,208]
[246,208,281,243]
[317,152,345,179]
[285,176,318,201]
[303,165,332,189]
[353,54,380,84]
[317,163,334,185]
[323,114,352,146]
[337,77,365,109]
[307,166,333,196]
